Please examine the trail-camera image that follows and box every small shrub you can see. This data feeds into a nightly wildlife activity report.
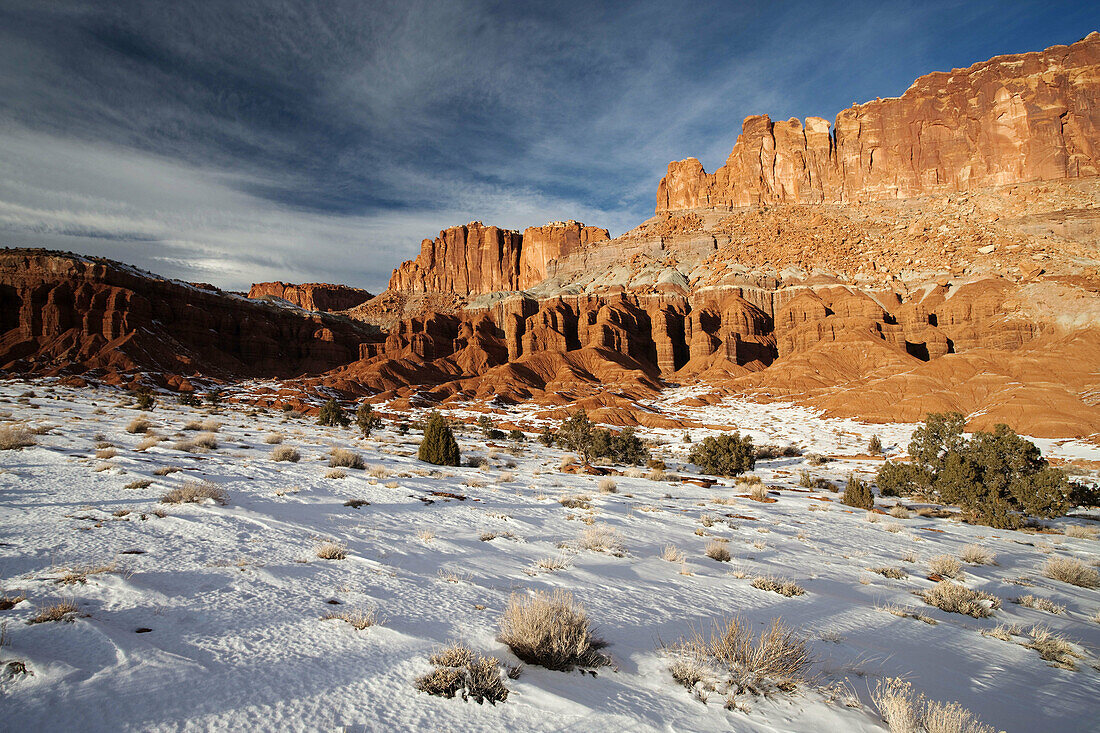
[344,498,369,508]
[95,447,118,459]
[873,677,995,733]
[329,448,365,470]
[326,469,347,479]
[647,468,670,482]
[959,544,996,565]
[315,541,348,560]
[749,485,770,502]
[705,542,731,562]
[161,480,228,505]
[317,399,350,427]
[177,392,201,406]
[419,411,460,466]
[415,643,511,704]
[1064,525,1098,540]
[124,478,152,490]
[919,582,999,618]
[559,494,591,509]
[322,607,379,631]
[689,433,755,477]
[868,566,907,579]
[264,433,284,444]
[28,600,79,624]
[126,418,152,434]
[598,478,617,493]
[0,426,35,450]
[750,576,805,597]
[888,505,910,519]
[497,590,609,671]
[135,391,156,411]
[661,545,685,562]
[1012,594,1065,615]
[1043,556,1099,588]
[578,525,625,555]
[842,474,874,509]
[271,446,300,462]
[1024,626,1083,669]
[355,402,383,437]
[152,466,181,476]
[868,434,883,454]
[929,555,963,579]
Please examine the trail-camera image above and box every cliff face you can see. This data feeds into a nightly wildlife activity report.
[657,32,1100,211]
[388,220,608,295]
[0,251,375,379]
[247,282,373,312]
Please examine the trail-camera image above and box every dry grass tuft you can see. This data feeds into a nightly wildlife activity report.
[0,425,36,450]
[876,603,937,625]
[325,469,347,479]
[367,464,391,479]
[558,494,591,509]
[888,505,910,519]
[153,465,181,476]
[95,447,118,459]
[873,677,995,733]
[0,591,27,610]
[263,432,284,444]
[929,555,963,579]
[415,642,512,704]
[533,554,571,573]
[56,561,117,585]
[28,600,79,624]
[322,607,380,631]
[868,566,907,579]
[598,478,617,493]
[134,434,163,451]
[329,448,365,470]
[661,544,685,563]
[126,418,152,434]
[271,445,301,462]
[749,485,770,502]
[647,468,671,482]
[1043,556,1099,588]
[315,541,347,560]
[1024,626,1083,670]
[161,480,228,505]
[750,576,805,597]
[1063,525,1098,540]
[705,541,731,562]
[173,432,218,452]
[959,544,996,565]
[497,589,609,671]
[1012,594,1065,615]
[124,478,153,490]
[578,524,625,555]
[919,581,1000,618]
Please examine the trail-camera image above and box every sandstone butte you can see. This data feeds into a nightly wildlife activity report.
[246,282,374,312]
[2,33,1100,440]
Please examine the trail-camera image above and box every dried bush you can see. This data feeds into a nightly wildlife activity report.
[152,465,181,476]
[161,480,228,505]
[1024,626,1083,670]
[889,505,910,519]
[271,445,300,462]
[315,541,347,560]
[329,448,365,470]
[749,485,770,502]
[919,581,1000,618]
[750,576,805,597]
[598,478,617,493]
[705,541,731,562]
[28,600,79,624]
[1012,594,1065,615]
[415,642,511,704]
[929,555,963,579]
[1043,556,1098,588]
[263,433,284,444]
[498,590,609,671]
[959,544,996,565]
[578,525,625,555]
[1064,525,1098,540]
[0,424,36,449]
[95,447,118,459]
[124,478,153,490]
[873,677,995,733]
[661,545,685,562]
[868,566,907,579]
[558,494,591,509]
[126,418,152,434]
[322,606,379,631]
[326,469,347,479]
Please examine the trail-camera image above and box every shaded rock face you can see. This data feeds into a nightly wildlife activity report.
[657,33,1100,211]
[0,251,375,379]
[388,220,609,295]
[247,282,373,312]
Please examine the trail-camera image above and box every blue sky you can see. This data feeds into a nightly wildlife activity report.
[0,0,1095,291]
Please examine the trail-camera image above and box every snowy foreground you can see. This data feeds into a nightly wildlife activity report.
[0,380,1098,732]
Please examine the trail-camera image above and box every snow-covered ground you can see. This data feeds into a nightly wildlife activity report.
[0,380,1097,732]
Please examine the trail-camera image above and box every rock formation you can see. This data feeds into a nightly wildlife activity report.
[657,33,1100,211]
[247,282,373,312]
[0,250,376,381]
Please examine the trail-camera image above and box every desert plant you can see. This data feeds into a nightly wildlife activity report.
[598,478,617,493]
[689,432,755,477]
[317,399,349,428]
[868,434,883,454]
[161,480,228,505]
[559,494,591,509]
[418,411,460,466]
[705,541,731,562]
[749,485,770,502]
[1024,626,1083,669]
[661,545,685,562]
[329,448,365,470]
[264,432,284,444]
[0,425,35,450]
[959,544,996,565]
[842,474,874,509]
[28,600,79,624]
[919,581,999,618]
[1012,594,1065,615]
[750,576,805,597]
[271,445,300,462]
[888,505,910,519]
[929,554,963,579]
[873,677,996,733]
[356,402,383,437]
[1064,525,1098,540]
[135,389,156,411]
[415,642,511,704]
[1042,556,1099,588]
[538,426,555,447]
[322,606,379,631]
[497,589,609,671]
[126,417,152,434]
[868,566,907,579]
[315,541,347,560]
[579,525,625,555]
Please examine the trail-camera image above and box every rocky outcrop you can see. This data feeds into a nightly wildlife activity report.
[657,33,1100,211]
[247,282,373,312]
[388,220,609,295]
[0,250,376,379]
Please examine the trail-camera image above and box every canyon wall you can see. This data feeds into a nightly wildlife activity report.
[657,32,1100,211]
[247,282,373,312]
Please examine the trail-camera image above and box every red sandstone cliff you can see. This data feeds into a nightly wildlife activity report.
[657,33,1100,211]
[247,282,373,312]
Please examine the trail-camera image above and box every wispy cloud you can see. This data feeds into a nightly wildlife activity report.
[0,0,1094,289]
